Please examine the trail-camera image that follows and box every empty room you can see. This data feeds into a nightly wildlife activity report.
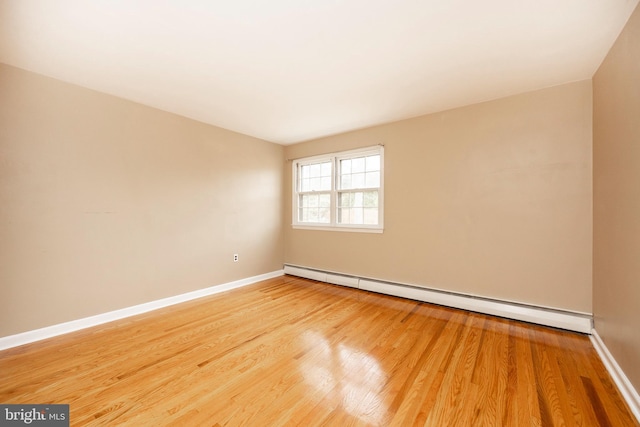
[1,1,639,425]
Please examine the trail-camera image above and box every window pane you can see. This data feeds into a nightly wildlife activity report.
[336,191,379,226]
[352,207,363,224]
[339,193,350,207]
[321,177,331,190]
[352,173,365,189]
[338,208,351,224]
[299,194,330,223]
[364,208,378,224]
[364,191,378,207]
[319,194,331,208]
[308,207,318,222]
[365,171,380,188]
[319,207,330,223]
[300,178,310,192]
[300,161,332,191]
[352,157,365,173]
[310,178,321,191]
[341,174,351,190]
[354,192,363,207]
[318,161,332,190]
[341,159,351,174]
[300,165,310,180]
[366,155,380,171]
[339,155,379,190]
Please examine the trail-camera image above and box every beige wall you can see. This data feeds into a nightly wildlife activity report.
[593,4,640,393]
[0,63,284,336]
[0,64,594,338]
[285,81,593,313]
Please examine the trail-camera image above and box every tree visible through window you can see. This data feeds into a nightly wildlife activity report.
[293,146,384,232]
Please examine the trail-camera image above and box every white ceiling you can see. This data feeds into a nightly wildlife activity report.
[1,0,638,144]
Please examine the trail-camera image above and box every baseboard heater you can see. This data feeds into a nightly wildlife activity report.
[284,264,592,334]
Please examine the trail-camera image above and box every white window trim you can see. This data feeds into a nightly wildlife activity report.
[292,145,384,233]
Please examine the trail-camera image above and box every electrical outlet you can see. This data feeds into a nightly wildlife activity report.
[233,254,239,262]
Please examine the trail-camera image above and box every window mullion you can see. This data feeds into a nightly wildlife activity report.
[331,156,337,227]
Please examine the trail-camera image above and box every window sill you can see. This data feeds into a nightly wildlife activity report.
[292,225,384,234]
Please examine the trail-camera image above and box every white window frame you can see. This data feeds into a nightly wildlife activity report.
[292,145,384,233]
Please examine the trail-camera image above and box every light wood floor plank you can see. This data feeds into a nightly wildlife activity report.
[0,275,637,426]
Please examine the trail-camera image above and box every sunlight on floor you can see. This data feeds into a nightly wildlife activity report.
[299,330,387,425]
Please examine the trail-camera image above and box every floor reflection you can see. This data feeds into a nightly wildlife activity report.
[300,330,387,425]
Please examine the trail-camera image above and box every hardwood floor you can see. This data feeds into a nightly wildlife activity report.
[0,275,637,426]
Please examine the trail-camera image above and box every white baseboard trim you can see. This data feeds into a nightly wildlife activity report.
[284,264,592,333]
[0,270,284,351]
[590,329,640,423]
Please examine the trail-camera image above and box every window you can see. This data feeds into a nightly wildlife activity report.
[292,146,384,232]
